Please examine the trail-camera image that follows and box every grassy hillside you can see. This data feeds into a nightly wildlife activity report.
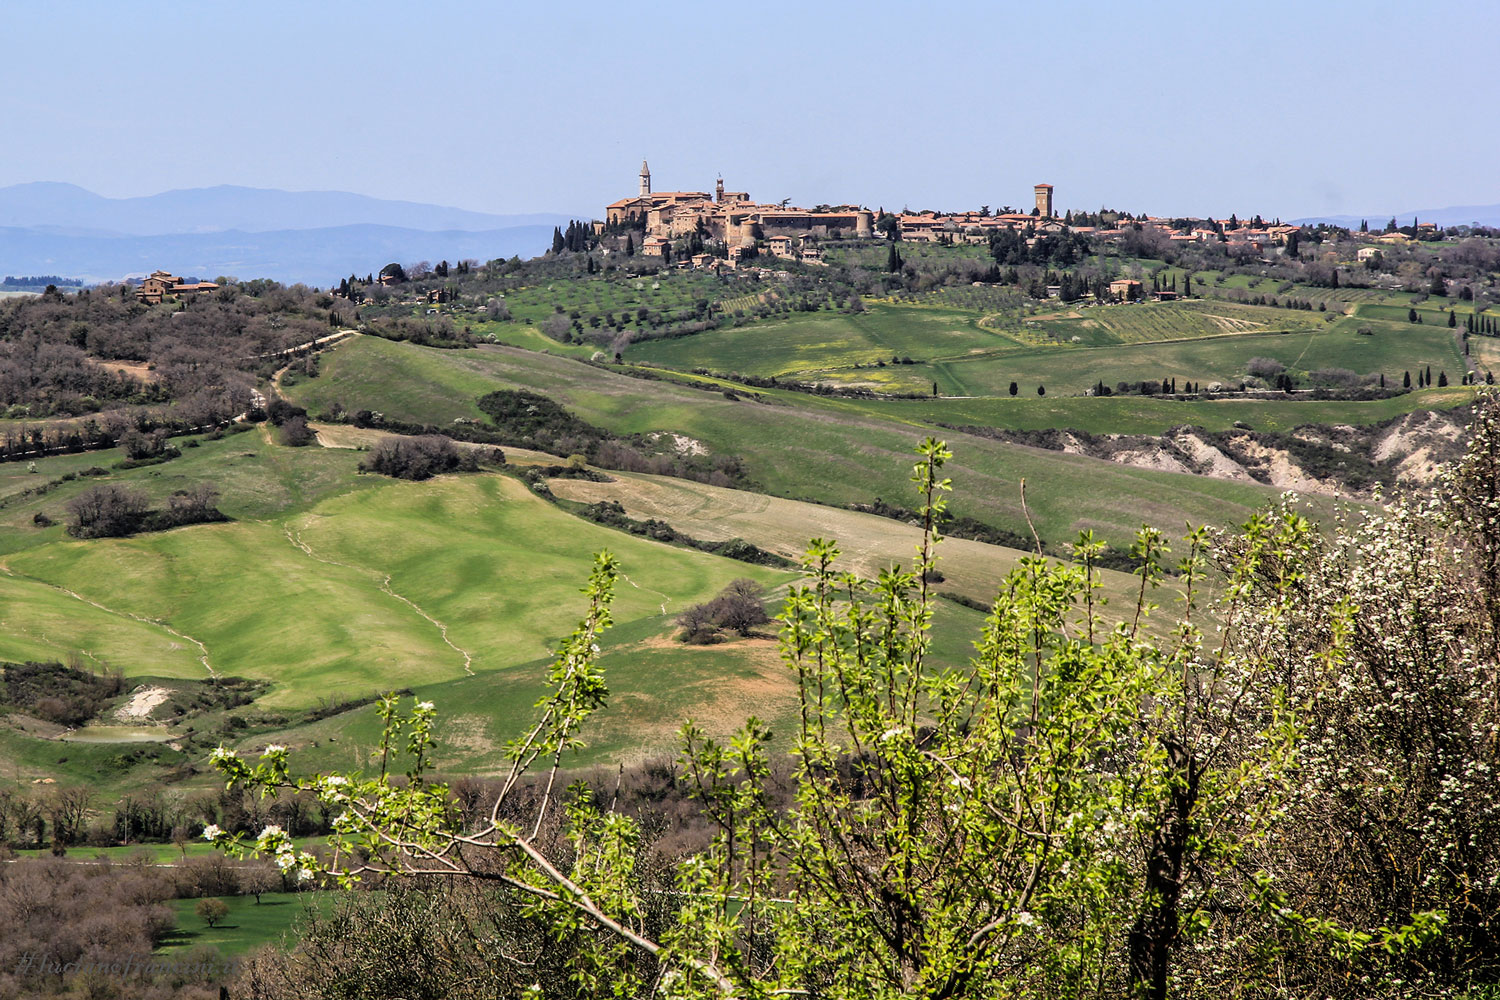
[545,468,1147,607]
[626,304,1016,379]
[287,336,1325,550]
[863,386,1474,435]
[1,475,788,709]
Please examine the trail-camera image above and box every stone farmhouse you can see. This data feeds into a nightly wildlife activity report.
[135,270,219,304]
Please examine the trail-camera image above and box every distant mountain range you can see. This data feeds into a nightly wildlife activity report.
[0,183,580,285]
[1291,204,1500,229]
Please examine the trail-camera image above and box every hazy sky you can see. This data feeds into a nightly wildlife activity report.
[3,0,1495,220]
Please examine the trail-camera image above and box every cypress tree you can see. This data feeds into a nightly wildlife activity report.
[1009,381,1018,397]
[1449,310,1457,328]
[1439,371,1449,386]
[1380,373,1386,388]
[1037,384,1046,396]
[1404,371,1412,388]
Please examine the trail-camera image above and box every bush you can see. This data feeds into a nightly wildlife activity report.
[675,579,770,642]
[0,659,125,726]
[279,415,315,447]
[360,435,474,480]
[65,483,148,538]
[1246,356,1286,378]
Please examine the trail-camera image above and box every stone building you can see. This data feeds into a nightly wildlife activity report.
[1034,183,1054,218]
[602,163,873,246]
[135,269,219,304]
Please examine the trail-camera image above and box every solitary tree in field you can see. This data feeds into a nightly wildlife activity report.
[1037,383,1046,396]
[1009,381,1019,396]
[195,898,229,929]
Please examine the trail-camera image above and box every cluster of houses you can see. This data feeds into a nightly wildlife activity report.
[598,164,1454,278]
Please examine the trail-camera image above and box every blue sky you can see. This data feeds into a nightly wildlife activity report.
[3,0,1494,220]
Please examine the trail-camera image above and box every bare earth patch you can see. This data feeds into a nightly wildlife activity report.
[115,685,173,722]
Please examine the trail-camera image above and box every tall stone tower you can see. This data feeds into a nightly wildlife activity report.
[639,160,651,197]
[715,176,724,203]
[1034,183,1054,218]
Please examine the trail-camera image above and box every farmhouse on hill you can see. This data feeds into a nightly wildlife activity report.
[135,269,219,304]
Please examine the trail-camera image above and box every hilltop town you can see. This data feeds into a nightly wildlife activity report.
[595,162,1452,282]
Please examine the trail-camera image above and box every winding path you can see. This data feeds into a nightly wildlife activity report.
[619,570,673,615]
[0,565,216,678]
[282,522,474,675]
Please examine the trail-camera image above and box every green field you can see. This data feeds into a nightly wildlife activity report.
[627,303,1016,380]
[931,318,1462,396]
[0,475,788,710]
[160,891,333,957]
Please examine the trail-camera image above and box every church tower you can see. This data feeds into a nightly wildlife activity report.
[639,160,651,197]
[1034,183,1054,218]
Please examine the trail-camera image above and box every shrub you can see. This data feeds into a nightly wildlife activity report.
[675,579,770,642]
[65,483,148,538]
[278,415,315,447]
[360,435,473,480]
[1246,356,1286,378]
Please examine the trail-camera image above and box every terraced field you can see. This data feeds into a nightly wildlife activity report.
[1020,299,1326,346]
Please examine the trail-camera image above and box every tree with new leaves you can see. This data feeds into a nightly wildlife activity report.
[196,897,230,928]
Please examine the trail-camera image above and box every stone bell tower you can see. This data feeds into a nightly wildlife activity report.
[639,160,651,197]
[1034,183,1054,218]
